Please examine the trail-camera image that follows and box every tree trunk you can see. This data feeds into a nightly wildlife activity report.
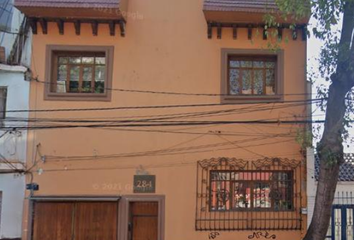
[304,79,351,240]
[304,160,340,240]
[303,1,354,238]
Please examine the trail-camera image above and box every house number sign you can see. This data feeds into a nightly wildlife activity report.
[133,175,156,193]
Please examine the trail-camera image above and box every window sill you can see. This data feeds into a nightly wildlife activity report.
[44,92,111,102]
[221,95,283,104]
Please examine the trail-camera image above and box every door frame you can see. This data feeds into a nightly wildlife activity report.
[119,195,165,240]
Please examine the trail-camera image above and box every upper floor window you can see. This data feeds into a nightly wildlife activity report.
[221,49,284,103]
[228,56,276,96]
[53,52,106,94]
[45,46,113,101]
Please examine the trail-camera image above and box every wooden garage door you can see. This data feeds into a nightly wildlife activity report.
[32,201,118,240]
[33,202,73,240]
[74,202,118,240]
[129,202,158,240]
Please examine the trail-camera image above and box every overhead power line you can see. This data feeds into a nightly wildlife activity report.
[0,119,343,131]
[1,98,322,114]
[33,78,317,98]
[1,103,320,124]
[42,136,295,162]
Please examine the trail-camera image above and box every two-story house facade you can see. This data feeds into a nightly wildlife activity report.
[15,0,310,240]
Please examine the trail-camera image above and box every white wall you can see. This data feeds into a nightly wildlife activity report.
[0,70,30,239]
[0,174,25,239]
[307,148,354,227]
[306,148,317,227]
[0,71,30,162]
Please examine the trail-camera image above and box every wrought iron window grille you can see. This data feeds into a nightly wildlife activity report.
[196,157,303,231]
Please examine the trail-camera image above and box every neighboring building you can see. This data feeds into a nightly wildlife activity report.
[0,0,32,239]
[15,0,310,240]
[307,149,354,240]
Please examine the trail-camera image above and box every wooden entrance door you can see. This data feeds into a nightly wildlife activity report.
[129,202,158,240]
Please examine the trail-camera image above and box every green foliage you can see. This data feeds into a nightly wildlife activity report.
[275,0,311,21]
[274,0,354,144]
[296,129,313,152]
[317,145,342,167]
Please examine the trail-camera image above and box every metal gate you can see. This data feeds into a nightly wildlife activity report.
[327,205,354,240]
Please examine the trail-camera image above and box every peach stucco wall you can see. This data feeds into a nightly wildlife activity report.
[22,0,308,239]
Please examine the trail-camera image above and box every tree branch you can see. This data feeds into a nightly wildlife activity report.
[337,1,354,85]
[339,1,354,47]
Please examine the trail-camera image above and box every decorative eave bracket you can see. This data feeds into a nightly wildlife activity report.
[207,22,307,41]
[28,17,126,37]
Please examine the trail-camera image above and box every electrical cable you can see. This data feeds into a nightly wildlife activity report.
[32,78,318,98]
[43,135,295,162]
[0,104,321,124]
[0,118,346,131]
[0,97,323,114]
[34,139,293,172]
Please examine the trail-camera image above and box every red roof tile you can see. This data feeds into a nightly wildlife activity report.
[204,0,279,13]
[15,0,120,9]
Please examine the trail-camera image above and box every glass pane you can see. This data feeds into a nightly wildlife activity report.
[231,172,240,180]
[82,82,91,93]
[253,172,271,181]
[280,183,292,210]
[233,182,251,209]
[334,209,342,240]
[347,208,353,239]
[253,182,271,208]
[211,181,231,211]
[229,69,240,95]
[265,61,276,68]
[94,82,105,94]
[82,57,94,64]
[56,65,67,93]
[253,61,264,68]
[69,66,80,92]
[58,57,68,64]
[211,172,230,181]
[69,57,81,64]
[229,60,240,68]
[266,69,276,95]
[95,66,106,81]
[95,66,106,93]
[254,70,264,95]
[210,181,218,211]
[82,67,93,93]
[95,57,106,65]
[241,61,252,68]
[280,172,291,180]
[242,70,252,94]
